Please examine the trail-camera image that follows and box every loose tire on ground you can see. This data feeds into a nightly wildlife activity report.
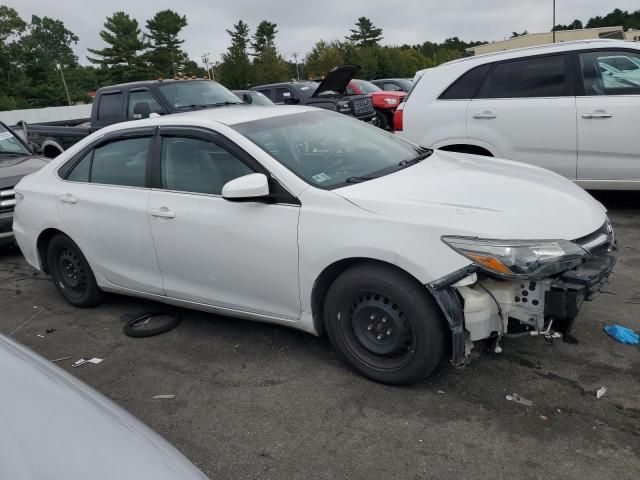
[123,311,181,338]
[46,234,103,307]
[324,263,446,385]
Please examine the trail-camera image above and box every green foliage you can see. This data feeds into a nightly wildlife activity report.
[253,45,290,85]
[145,10,188,77]
[251,21,277,57]
[346,17,383,47]
[0,5,25,42]
[586,8,640,30]
[510,30,529,38]
[217,20,253,89]
[553,19,583,31]
[87,12,149,83]
[305,40,344,78]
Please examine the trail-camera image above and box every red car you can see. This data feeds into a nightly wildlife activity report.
[347,79,406,130]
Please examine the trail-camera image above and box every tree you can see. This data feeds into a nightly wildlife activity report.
[0,5,25,42]
[87,12,149,83]
[305,40,344,78]
[145,10,188,77]
[252,45,290,85]
[510,30,529,38]
[0,6,27,107]
[346,17,383,47]
[217,20,253,89]
[251,20,277,57]
[553,19,583,31]
[586,8,640,30]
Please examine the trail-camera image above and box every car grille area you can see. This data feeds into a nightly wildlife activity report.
[352,97,374,116]
[0,187,15,214]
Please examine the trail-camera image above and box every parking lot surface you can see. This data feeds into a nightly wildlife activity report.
[1,191,639,480]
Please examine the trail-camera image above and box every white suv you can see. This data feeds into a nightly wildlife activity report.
[396,40,640,190]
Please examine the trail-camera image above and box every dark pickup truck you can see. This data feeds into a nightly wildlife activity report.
[25,79,243,158]
[252,65,376,123]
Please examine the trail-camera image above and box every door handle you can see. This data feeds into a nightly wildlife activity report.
[582,111,613,119]
[473,111,497,120]
[149,208,175,219]
[58,194,77,204]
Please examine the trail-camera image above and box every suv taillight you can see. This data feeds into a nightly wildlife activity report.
[393,104,404,131]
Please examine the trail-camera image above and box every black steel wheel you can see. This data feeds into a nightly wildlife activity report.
[324,263,446,385]
[47,234,103,307]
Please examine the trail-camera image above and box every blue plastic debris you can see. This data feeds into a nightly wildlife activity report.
[604,325,639,345]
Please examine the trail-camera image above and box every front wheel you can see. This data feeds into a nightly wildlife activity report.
[324,263,446,385]
[47,234,103,307]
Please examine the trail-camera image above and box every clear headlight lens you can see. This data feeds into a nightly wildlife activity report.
[384,98,398,105]
[441,236,589,279]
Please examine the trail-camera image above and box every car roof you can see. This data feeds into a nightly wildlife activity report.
[97,78,212,91]
[441,39,635,68]
[253,81,317,89]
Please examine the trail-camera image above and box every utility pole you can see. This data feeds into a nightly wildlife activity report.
[201,53,211,79]
[57,64,71,106]
[292,52,300,80]
[552,0,556,43]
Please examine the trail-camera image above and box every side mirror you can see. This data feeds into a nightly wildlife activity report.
[242,93,253,104]
[132,102,151,119]
[222,173,270,201]
[282,92,298,105]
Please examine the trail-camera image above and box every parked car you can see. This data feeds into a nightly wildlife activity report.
[251,65,376,123]
[26,78,243,158]
[347,79,406,129]
[232,89,275,106]
[370,78,414,92]
[396,39,640,190]
[0,334,208,480]
[14,106,615,385]
[0,122,48,247]
[597,55,640,87]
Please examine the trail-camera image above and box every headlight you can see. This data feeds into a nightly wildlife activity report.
[441,236,588,279]
[337,101,350,112]
[384,98,398,105]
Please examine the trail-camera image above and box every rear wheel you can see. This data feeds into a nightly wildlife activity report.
[375,110,389,130]
[47,234,103,307]
[324,263,446,385]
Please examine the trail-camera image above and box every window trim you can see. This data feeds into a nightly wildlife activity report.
[473,52,575,100]
[152,126,300,205]
[571,47,640,97]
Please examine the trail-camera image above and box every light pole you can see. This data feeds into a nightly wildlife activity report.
[201,53,211,79]
[56,64,71,106]
[552,0,556,43]
[292,52,300,80]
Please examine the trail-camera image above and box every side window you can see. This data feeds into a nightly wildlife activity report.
[161,137,254,195]
[97,93,123,121]
[439,64,492,99]
[91,137,150,187]
[66,151,93,182]
[477,55,569,98]
[256,89,272,100]
[128,91,163,119]
[274,87,293,103]
[383,82,400,91]
[579,50,640,96]
[345,85,356,95]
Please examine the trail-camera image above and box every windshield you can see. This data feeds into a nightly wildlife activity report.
[0,124,30,158]
[296,82,319,97]
[233,110,426,189]
[352,80,381,94]
[158,80,242,109]
[250,91,274,106]
[396,79,414,91]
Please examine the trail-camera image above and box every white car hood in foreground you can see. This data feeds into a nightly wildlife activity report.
[335,150,606,240]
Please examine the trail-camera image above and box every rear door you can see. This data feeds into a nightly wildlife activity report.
[467,54,577,178]
[575,49,640,183]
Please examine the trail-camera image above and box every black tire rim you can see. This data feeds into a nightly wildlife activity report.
[56,247,87,294]
[339,290,416,372]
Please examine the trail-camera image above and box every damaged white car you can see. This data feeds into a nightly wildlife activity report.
[13,107,615,385]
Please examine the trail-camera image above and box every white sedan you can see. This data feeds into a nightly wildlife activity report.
[13,106,615,384]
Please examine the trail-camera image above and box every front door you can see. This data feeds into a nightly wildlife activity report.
[467,54,577,178]
[56,131,164,294]
[147,128,301,319]
[576,49,640,182]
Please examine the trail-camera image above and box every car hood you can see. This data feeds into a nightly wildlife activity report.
[0,155,48,189]
[0,335,208,480]
[313,64,360,97]
[334,150,606,240]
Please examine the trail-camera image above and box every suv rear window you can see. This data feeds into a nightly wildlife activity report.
[476,55,569,98]
[439,64,492,100]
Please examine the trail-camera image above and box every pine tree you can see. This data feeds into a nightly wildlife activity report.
[145,10,188,77]
[346,17,383,47]
[217,20,253,89]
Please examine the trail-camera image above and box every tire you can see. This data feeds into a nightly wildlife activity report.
[375,110,389,130]
[46,234,103,307]
[123,311,181,338]
[324,263,446,385]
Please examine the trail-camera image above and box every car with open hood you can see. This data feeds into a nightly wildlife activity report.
[13,106,615,385]
[347,79,406,130]
[0,122,48,247]
[251,65,376,123]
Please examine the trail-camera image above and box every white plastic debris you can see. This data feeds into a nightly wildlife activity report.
[596,387,607,399]
[153,394,176,399]
[506,393,533,406]
[72,357,103,367]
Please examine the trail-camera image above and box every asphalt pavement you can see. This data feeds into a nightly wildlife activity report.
[1,191,638,480]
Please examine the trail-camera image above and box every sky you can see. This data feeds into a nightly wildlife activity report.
[9,0,640,66]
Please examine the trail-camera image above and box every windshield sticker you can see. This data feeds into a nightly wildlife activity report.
[0,132,13,141]
[312,173,331,183]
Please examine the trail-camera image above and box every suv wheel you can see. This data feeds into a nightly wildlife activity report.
[375,111,389,130]
[47,234,103,307]
[324,263,446,385]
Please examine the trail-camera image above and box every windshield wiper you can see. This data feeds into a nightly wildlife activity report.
[206,101,243,106]
[398,148,433,167]
[345,175,379,184]
[0,151,28,157]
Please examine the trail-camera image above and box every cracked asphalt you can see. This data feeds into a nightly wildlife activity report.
[1,191,638,480]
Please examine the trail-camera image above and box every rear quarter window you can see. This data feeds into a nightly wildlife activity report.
[439,64,492,99]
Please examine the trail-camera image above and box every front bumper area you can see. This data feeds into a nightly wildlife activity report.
[0,211,15,246]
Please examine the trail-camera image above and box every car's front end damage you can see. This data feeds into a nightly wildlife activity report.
[428,219,616,366]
